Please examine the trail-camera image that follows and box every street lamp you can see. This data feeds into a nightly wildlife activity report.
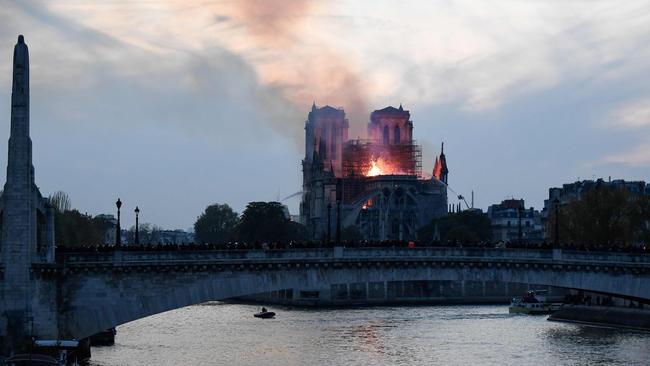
[134,206,140,245]
[553,198,560,248]
[115,198,122,248]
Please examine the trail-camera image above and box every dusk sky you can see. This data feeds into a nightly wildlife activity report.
[0,0,649,230]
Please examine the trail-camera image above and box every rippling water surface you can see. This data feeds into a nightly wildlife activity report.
[89,303,650,366]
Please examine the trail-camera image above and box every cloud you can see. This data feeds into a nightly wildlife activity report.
[600,98,650,167]
[604,141,650,166]
[1,0,308,142]
[600,97,650,167]
[6,0,373,143]
[10,0,650,129]
[607,99,650,129]
[0,1,311,228]
[380,1,650,111]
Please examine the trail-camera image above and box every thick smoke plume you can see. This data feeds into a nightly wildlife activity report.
[233,0,313,46]
[231,0,370,141]
[7,0,372,146]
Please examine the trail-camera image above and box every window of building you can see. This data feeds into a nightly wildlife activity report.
[394,126,401,144]
[383,125,389,145]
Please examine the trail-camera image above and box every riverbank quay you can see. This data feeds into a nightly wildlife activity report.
[548,305,650,331]
[234,281,566,307]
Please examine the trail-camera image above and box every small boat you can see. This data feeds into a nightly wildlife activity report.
[254,308,275,319]
[254,311,276,319]
[254,311,276,318]
[509,290,562,315]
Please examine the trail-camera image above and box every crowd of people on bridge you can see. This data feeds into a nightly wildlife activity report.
[55,238,649,255]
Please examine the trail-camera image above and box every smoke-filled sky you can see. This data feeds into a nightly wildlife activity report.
[0,0,649,229]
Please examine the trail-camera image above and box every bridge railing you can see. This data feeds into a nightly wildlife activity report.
[59,246,649,265]
[560,250,650,264]
[62,248,336,263]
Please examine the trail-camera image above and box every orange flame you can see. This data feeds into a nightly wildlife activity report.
[366,157,403,177]
[433,156,442,180]
[361,198,373,210]
[367,160,383,176]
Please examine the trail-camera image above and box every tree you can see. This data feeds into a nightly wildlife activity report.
[92,215,115,244]
[194,203,239,244]
[444,226,479,242]
[419,210,491,243]
[55,210,107,247]
[236,201,301,242]
[48,191,71,212]
[125,223,163,245]
[43,191,118,247]
[550,186,650,246]
[46,191,111,247]
[632,195,650,243]
[288,221,309,241]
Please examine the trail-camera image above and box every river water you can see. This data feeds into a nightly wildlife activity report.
[89,303,650,366]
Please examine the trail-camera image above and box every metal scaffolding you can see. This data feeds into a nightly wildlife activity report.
[341,139,422,178]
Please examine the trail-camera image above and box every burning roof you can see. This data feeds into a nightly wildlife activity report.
[341,139,422,178]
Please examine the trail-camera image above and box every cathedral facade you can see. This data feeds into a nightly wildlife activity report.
[300,104,448,242]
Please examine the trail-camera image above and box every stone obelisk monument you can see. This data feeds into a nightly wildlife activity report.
[1,35,55,353]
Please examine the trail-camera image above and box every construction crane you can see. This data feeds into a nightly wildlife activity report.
[445,183,474,212]
[457,194,470,210]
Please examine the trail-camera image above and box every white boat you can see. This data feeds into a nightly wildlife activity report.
[509,290,562,315]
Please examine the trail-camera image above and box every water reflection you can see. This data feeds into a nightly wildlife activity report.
[545,325,621,347]
[543,325,650,366]
[89,304,650,366]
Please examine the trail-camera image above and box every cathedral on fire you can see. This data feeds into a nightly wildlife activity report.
[300,104,448,241]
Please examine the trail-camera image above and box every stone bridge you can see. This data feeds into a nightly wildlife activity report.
[16,247,649,342]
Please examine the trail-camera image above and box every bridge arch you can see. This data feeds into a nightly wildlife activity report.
[57,248,650,340]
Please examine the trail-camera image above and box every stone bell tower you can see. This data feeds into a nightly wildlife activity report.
[1,35,55,352]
